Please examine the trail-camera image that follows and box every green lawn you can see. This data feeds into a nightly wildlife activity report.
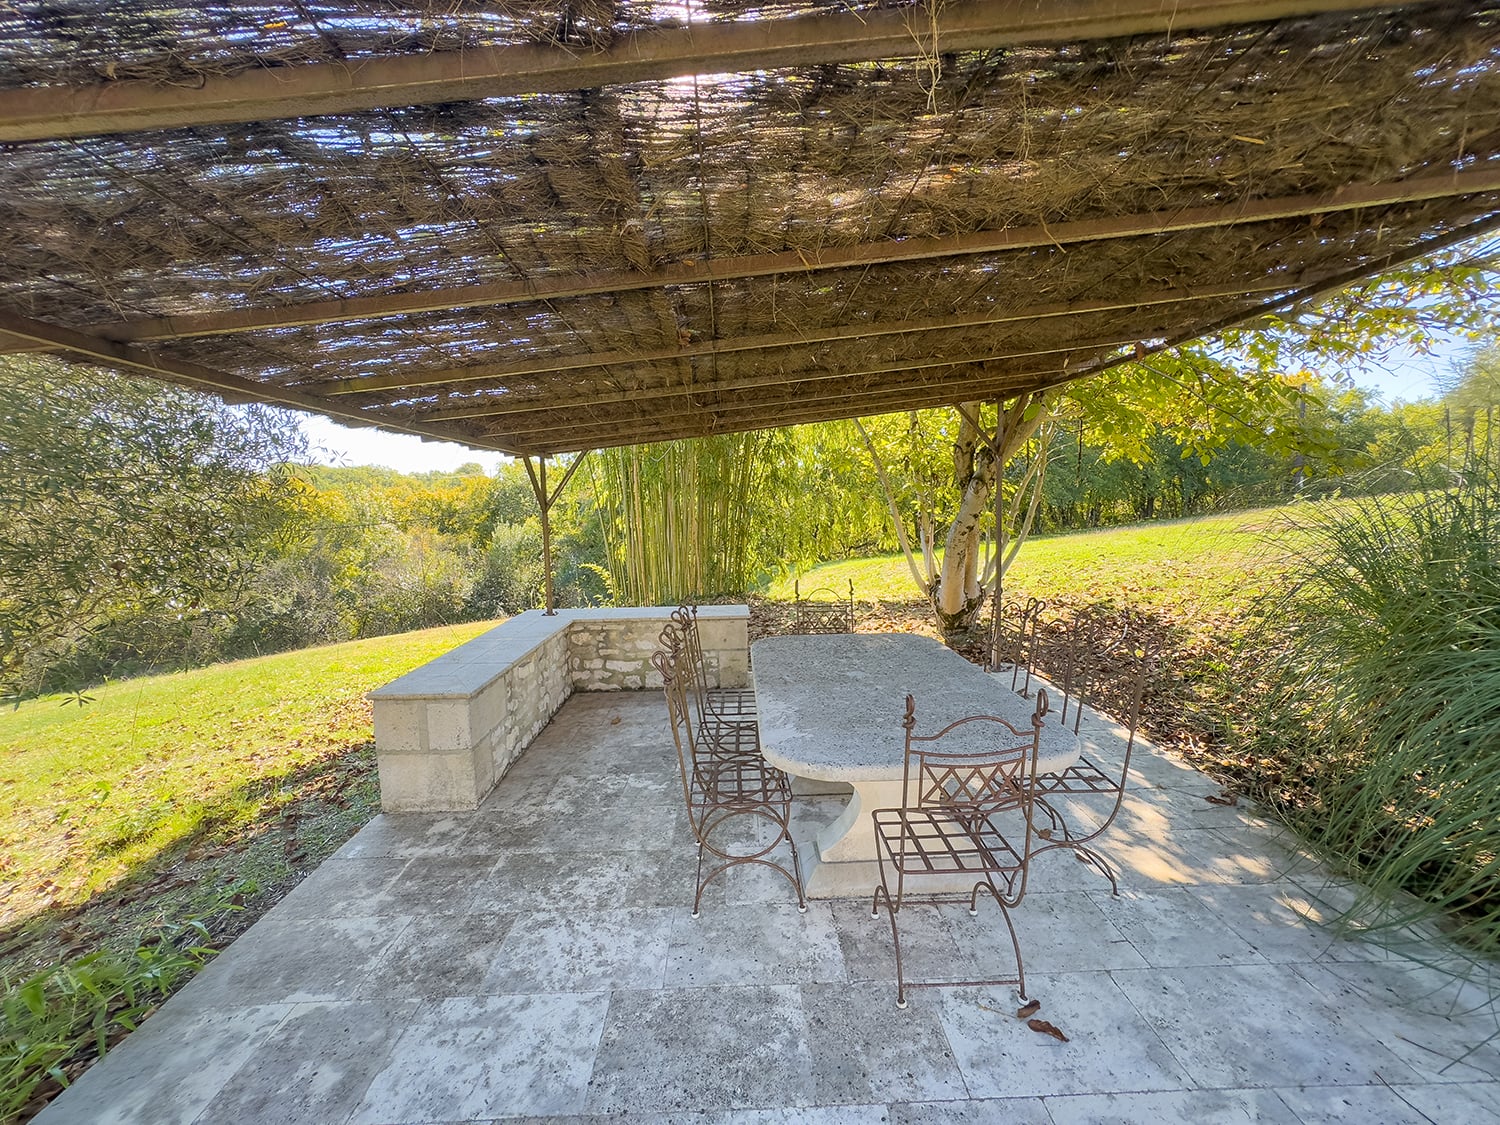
[0,621,496,938]
[766,502,1319,641]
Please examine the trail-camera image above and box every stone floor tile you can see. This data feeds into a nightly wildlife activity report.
[1121,748,1224,793]
[1274,1083,1451,1124]
[192,999,419,1124]
[29,1003,290,1125]
[379,855,496,915]
[1111,785,1268,830]
[1187,882,1391,965]
[1393,1079,1500,1122]
[1109,963,1424,1089]
[349,992,610,1122]
[469,847,699,912]
[887,1099,1052,1123]
[1295,959,1500,1083]
[357,912,516,1000]
[1080,822,1284,891]
[936,973,1193,1099]
[483,906,675,993]
[665,902,846,987]
[583,984,816,1114]
[1089,887,1268,968]
[949,891,1148,975]
[503,1108,890,1124]
[332,813,479,860]
[800,981,969,1104]
[170,915,412,1009]
[270,856,411,919]
[34,690,1499,1125]
[715,844,817,910]
[1042,1088,1300,1124]
[830,897,965,985]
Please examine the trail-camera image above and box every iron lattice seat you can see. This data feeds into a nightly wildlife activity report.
[790,578,855,634]
[871,691,1047,1009]
[654,622,806,916]
[673,603,758,740]
[1028,613,1158,895]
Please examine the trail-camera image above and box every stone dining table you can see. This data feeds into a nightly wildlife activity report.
[751,632,1081,898]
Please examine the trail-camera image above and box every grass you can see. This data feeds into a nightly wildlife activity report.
[764,503,1327,645]
[0,620,497,965]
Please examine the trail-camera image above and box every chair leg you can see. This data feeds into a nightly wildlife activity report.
[971,882,1029,1004]
[871,883,908,1009]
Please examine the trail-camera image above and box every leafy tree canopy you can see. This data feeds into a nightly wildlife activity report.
[0,356,306,698]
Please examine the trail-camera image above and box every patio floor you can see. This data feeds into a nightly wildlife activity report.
[35,688,1500,1125]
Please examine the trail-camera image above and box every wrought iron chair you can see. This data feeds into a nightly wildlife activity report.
[871,691,1047,1009]
[1028,622,1156,895]
[790,578,856,634]
[670,603,759,760]
[654,622,806,916]
[995,596,1047,695]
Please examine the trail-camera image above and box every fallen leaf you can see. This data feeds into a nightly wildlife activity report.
[1205,792,1239,806]
[1027,1018,1069,1042]
[610,716,622,725]
[1016,999,1041,1019]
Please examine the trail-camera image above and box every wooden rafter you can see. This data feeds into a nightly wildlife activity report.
[43,165,1500,351]
[488,369,1072,455]
[420,336,1145,425]
[0,0,1398,142]
[0,309,505,453]
[472,353,1093,438]
[319,280,1285,397]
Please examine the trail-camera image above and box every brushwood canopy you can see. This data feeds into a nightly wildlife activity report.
[2,0,1499,456]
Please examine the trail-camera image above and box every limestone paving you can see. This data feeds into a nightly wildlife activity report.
[34,691,1500,1125]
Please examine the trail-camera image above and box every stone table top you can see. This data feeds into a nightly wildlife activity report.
[752,633,1079,782]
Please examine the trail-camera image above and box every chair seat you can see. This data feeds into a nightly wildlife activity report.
[707,686,758,716]
[695,755,792,808]
[1033,756,1117,795]
[872,807,1024,877]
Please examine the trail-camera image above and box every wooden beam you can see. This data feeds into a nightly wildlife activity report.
[65,166,1500,348]
[491,368,1069,455]
[423,336,1143,426]
[320,280,1282,397]
[472,351,1085,440]
[0,0,1400,142]
[0,309,506,453]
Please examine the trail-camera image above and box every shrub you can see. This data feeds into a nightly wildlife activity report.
[1,915,219,1121]
[1224,433,1500,961]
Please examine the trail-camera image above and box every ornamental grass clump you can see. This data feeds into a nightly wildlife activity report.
[1,917,216,1122]
[1227,433,1500,962]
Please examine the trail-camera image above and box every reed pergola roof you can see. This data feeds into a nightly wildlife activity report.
[2,0,1499,456]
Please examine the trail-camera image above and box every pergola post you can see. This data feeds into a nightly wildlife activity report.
[522,451,590,615]
[989,399,1009,673]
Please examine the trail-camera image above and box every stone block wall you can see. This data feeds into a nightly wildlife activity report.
[370,605,749,812]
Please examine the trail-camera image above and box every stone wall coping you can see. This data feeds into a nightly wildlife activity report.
[368,605,749,702]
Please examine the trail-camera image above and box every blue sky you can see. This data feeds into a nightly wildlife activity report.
[302,335,1468,474]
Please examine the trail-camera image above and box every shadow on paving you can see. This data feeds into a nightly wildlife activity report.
[29,689,1500,1125]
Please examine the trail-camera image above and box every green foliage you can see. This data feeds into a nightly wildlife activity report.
[1,912,218,1121]
[0,357,306,699]
[587,434,786,604]
[1222,429,1500,958]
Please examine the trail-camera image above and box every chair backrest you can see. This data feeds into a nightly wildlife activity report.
[791,578,855,633]
[670,602,718,726]
[653,622,703,813]
[1000,597,1047,695]
[900,690,1048,820]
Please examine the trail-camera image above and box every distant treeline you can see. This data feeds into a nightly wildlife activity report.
[1,353,1481,697]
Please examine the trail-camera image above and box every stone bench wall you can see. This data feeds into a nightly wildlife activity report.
[369,605,749,812]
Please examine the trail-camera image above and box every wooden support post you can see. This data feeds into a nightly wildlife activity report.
[523,451,591,616]
[988,400,1009,674]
